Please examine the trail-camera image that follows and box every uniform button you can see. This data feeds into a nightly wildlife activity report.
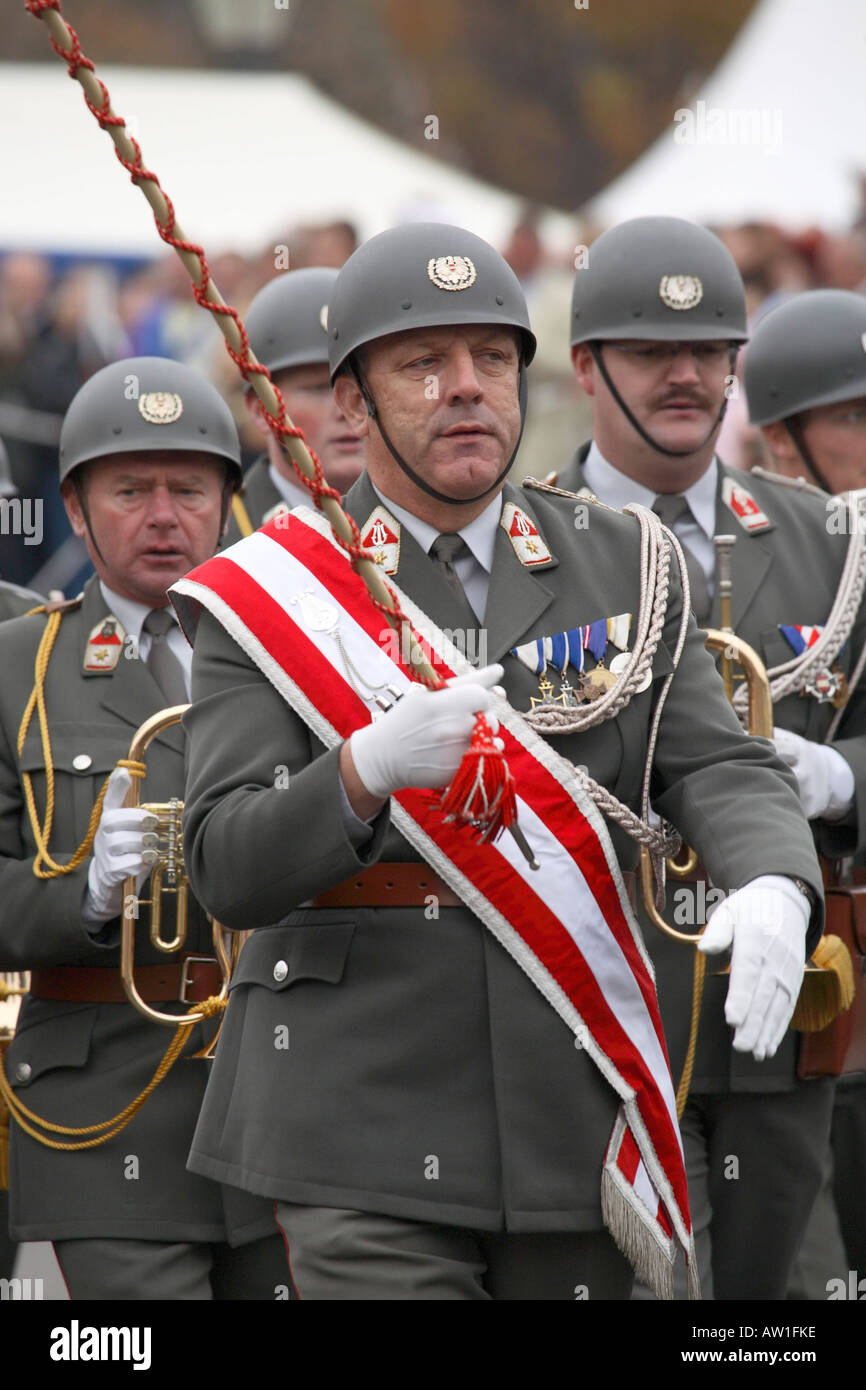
[72,754,92,771]
[15,1062,32,1083]
[273,960,288,983]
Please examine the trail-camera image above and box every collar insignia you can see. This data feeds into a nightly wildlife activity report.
[501,502,551,567]
[722,476,771,533]
[262,501,291,526]
[360,505,401,575]
[83,615,126,673]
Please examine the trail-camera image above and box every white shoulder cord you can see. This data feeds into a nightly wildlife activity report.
[523,504,690,861]
[731,489,866,734]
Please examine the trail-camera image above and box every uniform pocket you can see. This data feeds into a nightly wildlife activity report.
[228,923,356,993]
[6,1001,97,1087]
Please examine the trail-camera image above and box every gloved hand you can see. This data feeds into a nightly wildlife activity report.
[772,726,855,821]
[698,874,808,1061]
[350,664,505,799]
[84,767,159,923]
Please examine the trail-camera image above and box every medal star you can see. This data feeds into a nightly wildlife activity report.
[93,647,109,662]
[525,538,539,554]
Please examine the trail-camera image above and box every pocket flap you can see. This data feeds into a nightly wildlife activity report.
[229,923,356,992]
[7,1003,98,1086]
[18,724,128,776]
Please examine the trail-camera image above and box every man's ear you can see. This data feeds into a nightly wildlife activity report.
[762,420,800,464]
[60,476,87,538]
[333,372,372,437]
[243,389,268,436]
[571,342,596,396]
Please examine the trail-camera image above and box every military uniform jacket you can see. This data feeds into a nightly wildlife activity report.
[0,580,45,623]
[223,456,284,546]
[182,472,821,1234]
[0,576,275,1244]
[556,448,866,1092]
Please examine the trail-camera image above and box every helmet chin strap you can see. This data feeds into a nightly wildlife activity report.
[589,342,734,460]
[71,471,107,567]
[351,360,528,507]
[784,417,833,495]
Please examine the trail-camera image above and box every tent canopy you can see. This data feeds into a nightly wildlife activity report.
[5,63,571,258]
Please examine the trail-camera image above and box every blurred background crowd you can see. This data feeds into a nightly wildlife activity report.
[3,202,866,597]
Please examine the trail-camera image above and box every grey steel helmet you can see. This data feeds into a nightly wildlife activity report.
[571,216,748,345]
[59,356,242,488]
[744,289,866,426]
[328,222,536,380]
[245,267,337,382]
[0,436,15,498]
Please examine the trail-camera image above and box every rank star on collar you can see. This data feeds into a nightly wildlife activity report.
[501,502,551,566]
[360,505,401,575]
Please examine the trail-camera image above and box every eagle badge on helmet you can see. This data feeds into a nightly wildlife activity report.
[427,256,477,292]
[659,275,703,311]
[138,392,184,424]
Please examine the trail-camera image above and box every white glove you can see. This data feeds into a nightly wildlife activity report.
[84,767,159,923]
[772,726,855,821]
[349,664,504,799]
[698,874,809,1061]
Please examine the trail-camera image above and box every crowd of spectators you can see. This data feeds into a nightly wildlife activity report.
[2,207,865,597]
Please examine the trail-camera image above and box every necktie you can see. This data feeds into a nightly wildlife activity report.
[429,533,481,631]
[143,608,188,705]
[651,494,712,624]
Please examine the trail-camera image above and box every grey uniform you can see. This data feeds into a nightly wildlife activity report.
[556,446,866,1297]
[0,579,286,1297]
[179,473,821,1281]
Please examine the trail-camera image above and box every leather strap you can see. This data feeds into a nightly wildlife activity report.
[311,862,637,912]
[29,957,220,1004]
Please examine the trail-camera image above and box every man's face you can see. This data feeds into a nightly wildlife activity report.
[572,340,732,463]
[252,363,364,495]
[62,452,228,607]
[335,324,522,507]
[797,397,866,494]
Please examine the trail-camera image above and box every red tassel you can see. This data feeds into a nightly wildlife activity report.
[439,714,517,844]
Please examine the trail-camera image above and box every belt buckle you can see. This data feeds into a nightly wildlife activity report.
[179,955,216,1004]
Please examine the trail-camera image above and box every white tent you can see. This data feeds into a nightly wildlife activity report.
[589,0,866,230]
[3,63,571,257]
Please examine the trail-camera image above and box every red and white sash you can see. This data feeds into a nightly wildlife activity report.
[171,507,696,1298]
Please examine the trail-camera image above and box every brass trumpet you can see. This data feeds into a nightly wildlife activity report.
[120,705,239,1029]
[641,536,773,941]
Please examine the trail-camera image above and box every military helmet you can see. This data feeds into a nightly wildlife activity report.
[245,267,337,381]
[328,222,536,380]
[571,216,748,346]
[744,289,866,426]
[0,436,16,498]
[59,356,242,487]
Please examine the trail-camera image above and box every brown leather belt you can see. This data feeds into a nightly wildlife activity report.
[29,956,221,1005]
[311,863,638,911]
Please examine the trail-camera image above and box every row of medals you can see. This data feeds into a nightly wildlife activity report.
[530,657,622,709]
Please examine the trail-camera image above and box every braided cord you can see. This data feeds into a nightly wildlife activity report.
[0,996,224,1150]
[24,0,440,692]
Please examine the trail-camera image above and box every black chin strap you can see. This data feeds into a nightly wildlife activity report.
[71,473,107,567]
[589,342,734,459]
[784,417,833,495]
[352,361,528,506]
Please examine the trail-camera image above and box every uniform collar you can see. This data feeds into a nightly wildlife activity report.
[584,441,719,544]
[98,581,176,642]
[268,460,313,511]
[370,482,502,574]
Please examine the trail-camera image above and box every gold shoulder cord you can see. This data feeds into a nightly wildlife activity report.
[231,494,254,538]
[16,606,144,879]
[0,608,204,1169]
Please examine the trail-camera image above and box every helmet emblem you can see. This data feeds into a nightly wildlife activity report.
[427,255,477,292]
[319,304,329,332]
[659,275,703,311]
[138,392,184,424]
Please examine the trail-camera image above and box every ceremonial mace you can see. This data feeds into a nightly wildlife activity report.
[26,0,538,868]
